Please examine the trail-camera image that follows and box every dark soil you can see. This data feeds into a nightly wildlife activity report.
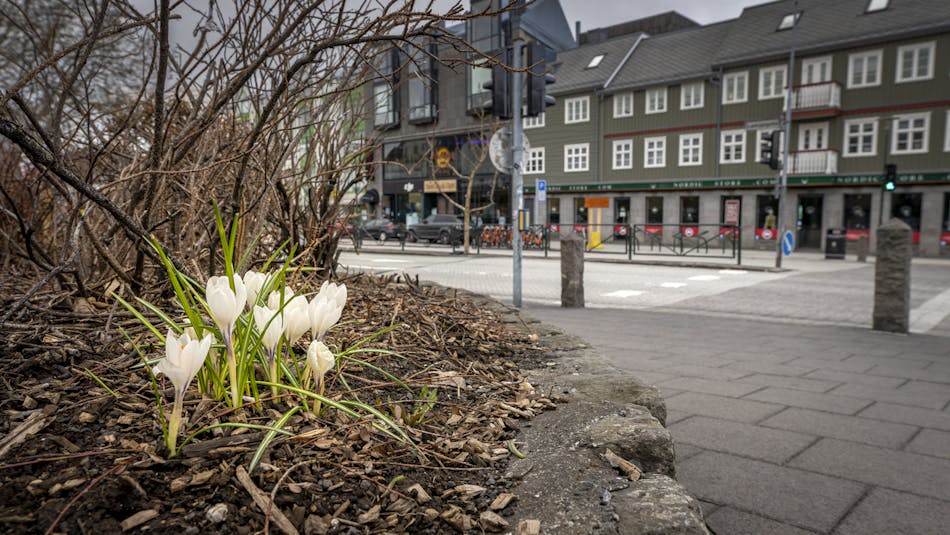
[0,273,555,534]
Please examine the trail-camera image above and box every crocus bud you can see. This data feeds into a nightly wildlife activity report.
[283,294,311,345]
[206,274,246,333]
[243,271,270,310]
[309,282,347,339]
[306,340,335,379]
[253,305,284,357]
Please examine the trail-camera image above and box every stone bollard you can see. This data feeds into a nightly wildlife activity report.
[561,232,584,308]
[856,235,869,262]
[872,219,912,333]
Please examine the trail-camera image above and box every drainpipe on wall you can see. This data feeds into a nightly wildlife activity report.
[594,90,603,183]
[714,66,724,179]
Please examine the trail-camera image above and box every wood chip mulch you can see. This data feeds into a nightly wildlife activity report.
[0,272,555,534]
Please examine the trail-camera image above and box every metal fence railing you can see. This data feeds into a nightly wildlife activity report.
[347,222,742,264]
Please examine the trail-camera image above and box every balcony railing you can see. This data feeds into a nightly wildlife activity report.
[788,149,838,175]
[784,81,841,112]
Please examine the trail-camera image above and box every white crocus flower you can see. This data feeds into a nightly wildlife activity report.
[267,285,296,310]
[206,274,246,341]
[306,340,336,413]
[244,271,270,310]
[154,329,212,455]
[309,282,347,339]
[307,340,336,381]
[253,305,285,360]
[283,294,311,345]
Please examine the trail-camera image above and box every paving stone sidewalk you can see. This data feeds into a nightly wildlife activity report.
[527,305,950,535]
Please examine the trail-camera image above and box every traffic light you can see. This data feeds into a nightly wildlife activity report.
[759,130,781,170]
[526,40,556,117]
[482,49,511,119]
[883,163,897,191]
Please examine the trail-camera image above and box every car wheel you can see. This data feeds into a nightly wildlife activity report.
[378,232,387,242]
[438,230,450,245]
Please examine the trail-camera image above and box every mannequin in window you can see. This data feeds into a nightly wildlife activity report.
[763,206,777,229]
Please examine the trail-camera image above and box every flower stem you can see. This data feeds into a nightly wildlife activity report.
[268,350,279,398]
[166,395,183,457]
[225,332,240,408]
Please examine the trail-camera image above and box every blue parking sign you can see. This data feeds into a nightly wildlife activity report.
[782,230,795,256]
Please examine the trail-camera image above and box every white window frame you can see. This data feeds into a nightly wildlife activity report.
[896,42,935,83]
[523,112,545,129]
[643,136,666,168]
[946,111,950,152]
[758,65,787,100]
[680,82,704,110]
[866,0,889,13]
[678,133,703,166]
[723,71,748,104]
[524,147,545,174]
[613,92,634,118]
[891,112,930,155]
[612,139,633,170]
[645,88,667,114]
[847,50,882,88]
[842,118,878,158]
[720,129,746,164]
[587,54,605,69]
[564,143,590,172]
[564,96,590,124]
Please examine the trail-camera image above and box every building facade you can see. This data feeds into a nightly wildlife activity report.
[524,0,950,255]
[365,0,575,227]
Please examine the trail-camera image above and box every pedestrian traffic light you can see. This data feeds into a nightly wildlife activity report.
[883,163,897,191]
[526,41,556,117]
[482,49,511,119]
[759,130,781,170]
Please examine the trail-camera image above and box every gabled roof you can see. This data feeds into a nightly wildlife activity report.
[714,0,950,67]
[608,21,732,91]
[521,0,577,52]
[548,32,644,96]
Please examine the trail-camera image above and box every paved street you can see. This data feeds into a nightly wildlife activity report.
[340,249,950,533]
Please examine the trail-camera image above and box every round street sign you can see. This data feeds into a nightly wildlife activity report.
[489,126,530,174]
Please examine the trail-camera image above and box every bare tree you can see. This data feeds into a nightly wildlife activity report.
[0,0,515,315]
[424,120,503,254]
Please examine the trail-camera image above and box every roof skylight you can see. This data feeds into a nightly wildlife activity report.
[777,12,801,31]
[866,0,889,12]
[587,54,605,68]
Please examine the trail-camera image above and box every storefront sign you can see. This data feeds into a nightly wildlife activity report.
[523,172,950,194]
[423,179,457,193]
[585,197,610,208]
[434,147,452,169]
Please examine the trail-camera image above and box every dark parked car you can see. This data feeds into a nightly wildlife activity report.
[358,218,404,241]
[408,214,465,244]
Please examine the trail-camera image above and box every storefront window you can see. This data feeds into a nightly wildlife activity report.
[614,197,630,224]
[892,193,921,231]
[680,196,699,224]
[548,200,560,224]
[756,195,779,228]
[720,196,741,225]
[844,194,871,230]
[646,197,663,224]
[942,193,950,232]
[574,197,588,224]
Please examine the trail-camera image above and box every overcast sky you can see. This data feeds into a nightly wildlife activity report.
[559,0,765,35]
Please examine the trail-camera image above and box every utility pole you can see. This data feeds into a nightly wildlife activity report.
[776,0,798,269]
[511,38,525,307]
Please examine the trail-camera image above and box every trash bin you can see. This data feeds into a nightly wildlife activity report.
[826,228,846,259]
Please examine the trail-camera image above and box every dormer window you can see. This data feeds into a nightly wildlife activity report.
[587,54,605,69]
[866,0,889,12]
[777,12,801,31]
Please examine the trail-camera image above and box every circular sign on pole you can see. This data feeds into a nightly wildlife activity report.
[489,127,530,174]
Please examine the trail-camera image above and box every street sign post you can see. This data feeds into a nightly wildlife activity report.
[536,178,546,203]
[782,230,795,256]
